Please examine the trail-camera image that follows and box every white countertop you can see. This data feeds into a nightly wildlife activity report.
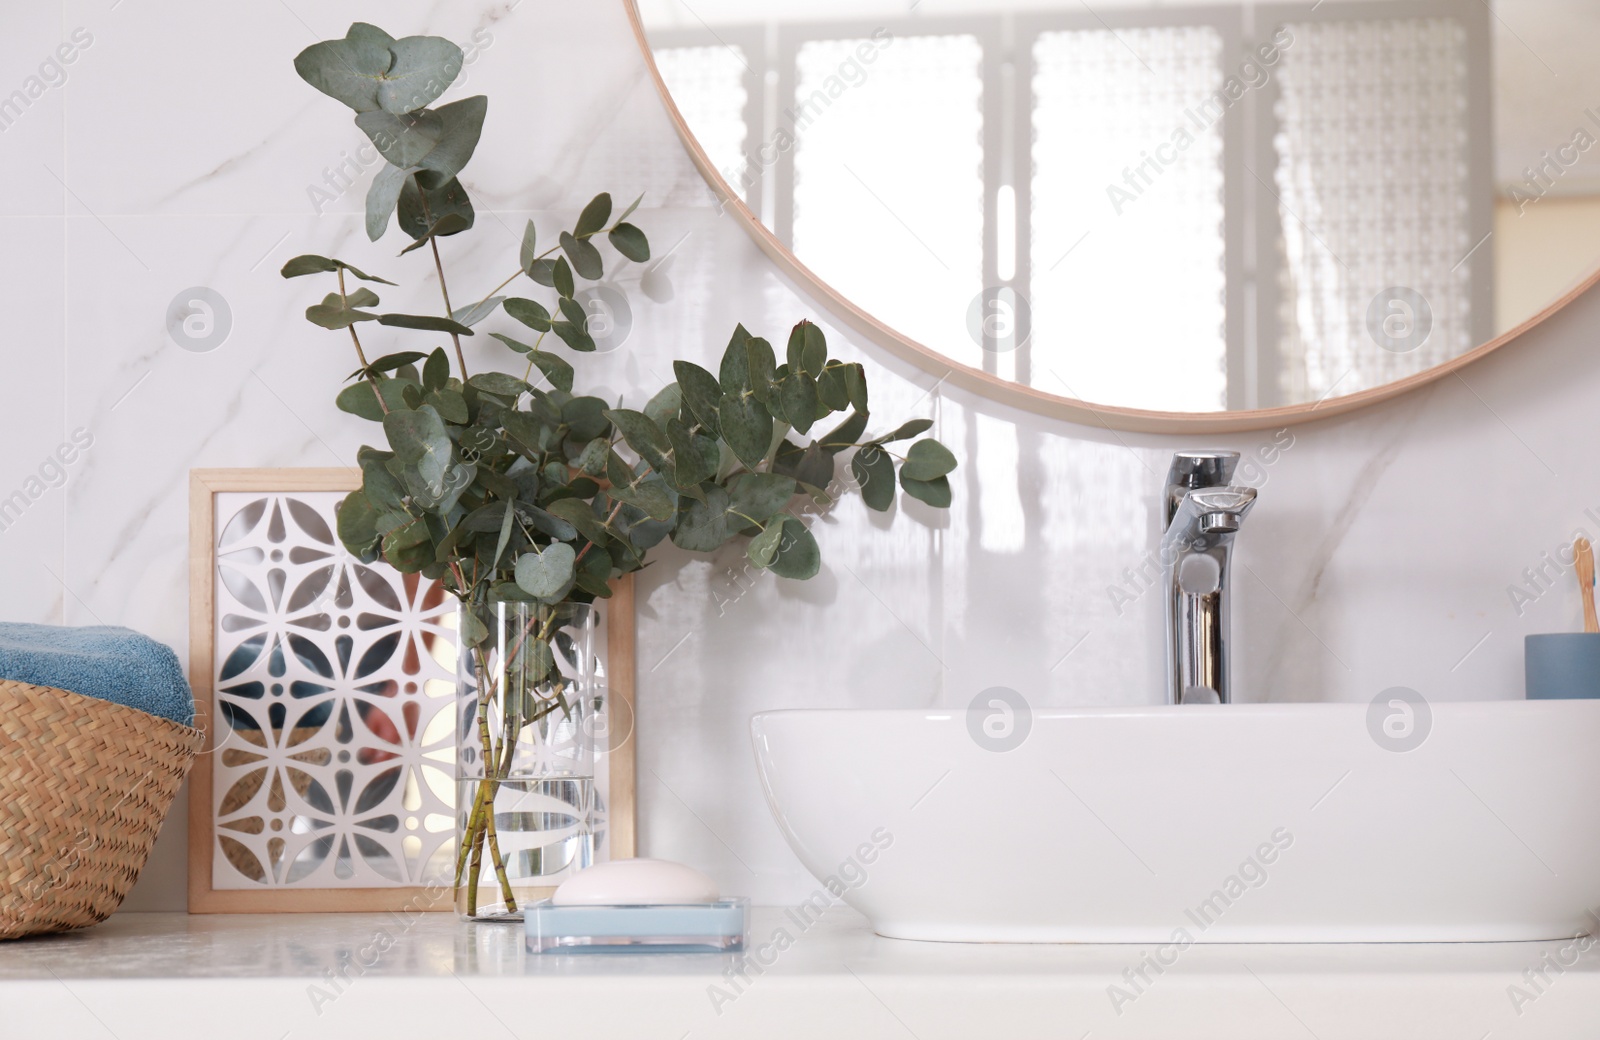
[2,908,1596,1039]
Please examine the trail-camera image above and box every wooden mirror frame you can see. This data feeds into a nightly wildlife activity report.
[625,0,1600,433]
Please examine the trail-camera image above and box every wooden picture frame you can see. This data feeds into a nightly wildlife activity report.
[187,468,636,913]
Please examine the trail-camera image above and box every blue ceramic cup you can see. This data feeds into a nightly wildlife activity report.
[1525,633,1600,699]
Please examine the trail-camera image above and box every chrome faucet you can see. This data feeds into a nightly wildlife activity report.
[1162,451,1256,705]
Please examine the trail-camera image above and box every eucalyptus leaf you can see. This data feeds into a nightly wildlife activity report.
[767,516,821,580]
[718,324,753,394]
[415,95,487,187]
[352,349,426,378]
[335,487,379,554]
[844,363,869,413]
[618,192,644,223]
[306,300,379,330]
[280,254,396,284]
[422,348,450,391]
[514,542,576,601]
[526,350,575,392]
[552,256,575,298]
[378,312,475,336]
[366,164,409,241]
[560,231,603,281]
[359,449,406,512]
[397,212,472,255]
[354,107,442,169]
[773,441,833,488]
[779,374,820,435]
[425,388,468,423]
[385,533,434,573]
[900,439,958,481]
[521,638,556,682]
[643,383,682,431]
[900,473,952,507]
[491,501,516,568]
[526,258,557,288]
[671,483,733,552]
[851,445,895,512]
[818,409,869,454]
[499,410,546,455]
[787,320,827,377]
[727,473,797,529]
[337,377,411,420]
[718,392,773,470]
[608,223,649,263]
[397,175,474,240]
[606,474,676,522]
[376,34,464,114]
[604,409,672,474]
[489,331,533,355]
[871,418,934,444]
[383,404,453,488]
[574,192,612,237]
[673,361,723,436]
[573,436,610,477]
[467,372,531,398]
[561,397,611,441]
[518,220,539,274]
[816,364,850,412]
[574,547,614,598]
[557,296,588,332]
[385,515,431,551]
[550,320,596,353]
[451,294,505,327]
[504,297,552,332]
[745,337,776,400]
[292,23,394,113]
[546,497,610,545]
[518,503,578,543]
[666,417,718,488]
[747,518,785,569]
[458,608,489,648]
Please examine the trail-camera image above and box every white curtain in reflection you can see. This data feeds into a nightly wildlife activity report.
[1274,18,1474,401]
[1030,26,1228,412]
[653,45,752,192]
[792,34,984,361]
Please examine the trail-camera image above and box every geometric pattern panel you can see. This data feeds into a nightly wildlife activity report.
[208,491,622,894]
[210,491,458,889]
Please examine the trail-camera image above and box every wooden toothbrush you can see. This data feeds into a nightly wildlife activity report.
[1576,537,1599,634]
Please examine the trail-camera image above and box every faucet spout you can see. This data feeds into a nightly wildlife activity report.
[1162,454,1256,705]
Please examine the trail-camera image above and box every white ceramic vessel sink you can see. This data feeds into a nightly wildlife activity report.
[751,704,1600,943]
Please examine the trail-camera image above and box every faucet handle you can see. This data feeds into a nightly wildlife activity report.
[1165,451,1241,525]
[1166,450,1239,490]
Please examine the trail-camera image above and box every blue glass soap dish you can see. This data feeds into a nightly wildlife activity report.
[525,898,749,954]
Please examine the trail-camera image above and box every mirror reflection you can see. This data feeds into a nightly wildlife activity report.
[640,0,1600,412]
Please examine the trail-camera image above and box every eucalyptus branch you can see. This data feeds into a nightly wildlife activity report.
[289,18,956,921]
[466,221,631,316]
[415,179,469,380]
[339,269,388,416]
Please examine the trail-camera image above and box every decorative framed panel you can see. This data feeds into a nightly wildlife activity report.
[187,469,636,913]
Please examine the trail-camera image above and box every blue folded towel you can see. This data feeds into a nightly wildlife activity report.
[0,623,194,727]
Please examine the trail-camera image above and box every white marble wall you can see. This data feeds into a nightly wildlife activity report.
[2,0,1596,910]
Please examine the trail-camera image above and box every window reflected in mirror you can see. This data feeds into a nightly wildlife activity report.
[642,0,1600,413]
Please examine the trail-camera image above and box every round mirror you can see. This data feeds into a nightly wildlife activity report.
[633,0,1600,425]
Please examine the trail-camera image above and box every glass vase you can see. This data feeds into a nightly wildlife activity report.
[455,601,598,921]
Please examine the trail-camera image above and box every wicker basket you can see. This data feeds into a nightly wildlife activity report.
[0,680,204,939]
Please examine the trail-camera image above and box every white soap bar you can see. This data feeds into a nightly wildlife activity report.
[552,858,720,906]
